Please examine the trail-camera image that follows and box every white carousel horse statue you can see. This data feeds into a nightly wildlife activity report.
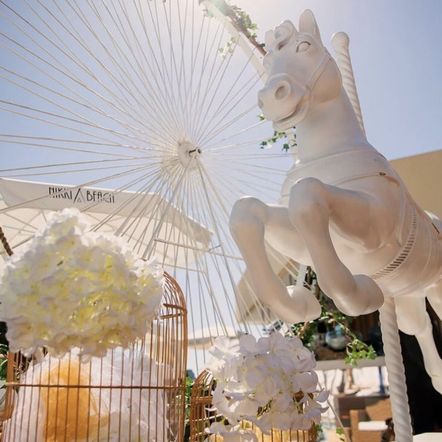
[229,10,442,395]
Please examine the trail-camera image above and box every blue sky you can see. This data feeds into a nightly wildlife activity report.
[235,0,442,160]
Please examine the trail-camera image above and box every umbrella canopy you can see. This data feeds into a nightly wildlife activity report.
[0,177,212,267]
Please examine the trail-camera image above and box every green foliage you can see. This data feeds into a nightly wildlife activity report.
[183,374,194,442]
[321,308,376,366]
[345,338,377,367]
[292,271,377,366]
[213,2,260,57]
[292,320,318,352]
[260,130,296,152]
[218,37,238,58]
[336,426,346,441]
[0,344,8,382]
[229,5,258,38]
[185,374,194,419]
[315,423,324,440]
[258,114,297,151]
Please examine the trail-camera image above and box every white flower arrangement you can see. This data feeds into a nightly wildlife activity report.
[0,208,164,359]
[207,332,328,441]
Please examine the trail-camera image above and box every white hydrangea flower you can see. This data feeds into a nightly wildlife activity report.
[0,208,164,359]
[207,332,329,437]
[207,423,258,442]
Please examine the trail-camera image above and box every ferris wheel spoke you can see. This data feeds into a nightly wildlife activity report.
[0,163,154,179]
[182,10,209,137]
[199,159,303,323]
[0,136,151,159]
[129,165,188,256]
[0,99,168,152]
[193,165,280,327]
[0,66,138,142]
[215,164,280,188]
[130,165,187,258]
[173,0,195,130]
[141,0,185,135]
[221,156,288,174]
[0,38,165,142]
[1,208,46,249]
[90,164,179,235]
[0,68,175,151]
[127,167,189,250]
[140,160,194,260]
[76,0,179,133]
[181,0,200,137]
[115,167,181,240]
[203,159,283,196]
[194,49,260,143]
[187,20,225,140]
[198,52,263,139]
[197,76,262,146]
[189,173,251,334]
[71,0,175,129]
[210,149,290,158]
[186,178,238,328]
[171,175,207,265]
[0,99,179,156]
[190,33,239,141]
[81,163,182,231]
[0,157,146,174]
[110,0,184,132]
[139,0,173,97]
[199,101,259,148]
[69,0,179,140]
[217,158,288,176]
[168,0,190,129]
[203,120,264,149]
[157,0,187,137]
[205,138,266,151]
[2,2,147,126]
[156,172,196,269]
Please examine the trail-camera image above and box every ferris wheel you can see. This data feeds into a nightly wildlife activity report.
[0,0,300,371]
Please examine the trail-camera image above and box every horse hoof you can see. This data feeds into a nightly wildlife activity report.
[354,275,384,314]
[334,275,384,316]
[282,285,322,322]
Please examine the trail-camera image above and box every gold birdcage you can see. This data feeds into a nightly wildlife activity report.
[189,370,317,442]
[0,261,188,442]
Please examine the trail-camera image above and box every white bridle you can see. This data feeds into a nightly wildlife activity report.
[267,47,332,130]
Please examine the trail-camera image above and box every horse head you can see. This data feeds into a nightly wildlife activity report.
[258,10,342,131]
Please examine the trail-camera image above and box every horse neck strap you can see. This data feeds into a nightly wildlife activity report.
[305,50,332,93]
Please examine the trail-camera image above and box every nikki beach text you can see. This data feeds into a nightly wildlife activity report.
[48,186,115,204]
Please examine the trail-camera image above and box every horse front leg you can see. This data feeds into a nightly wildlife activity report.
[426,278,442,322]
[395,295,442,394]
[229,197,321,323]
[287,177,386,316]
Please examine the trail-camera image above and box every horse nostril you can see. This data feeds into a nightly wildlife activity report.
[275,84,289,100]
[258,98,264,109]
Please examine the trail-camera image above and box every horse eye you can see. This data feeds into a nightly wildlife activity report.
[296,41,311,53]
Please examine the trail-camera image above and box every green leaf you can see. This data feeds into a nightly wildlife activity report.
[336,426,346,441]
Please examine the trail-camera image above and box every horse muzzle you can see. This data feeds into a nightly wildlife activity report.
[258,73,309,130]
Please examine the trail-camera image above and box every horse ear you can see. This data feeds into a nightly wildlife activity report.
[265,30,276,52]
[265,20,297,53]
[299,9,322,43]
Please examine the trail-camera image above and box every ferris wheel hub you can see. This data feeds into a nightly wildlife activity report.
[177,141,202,169]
